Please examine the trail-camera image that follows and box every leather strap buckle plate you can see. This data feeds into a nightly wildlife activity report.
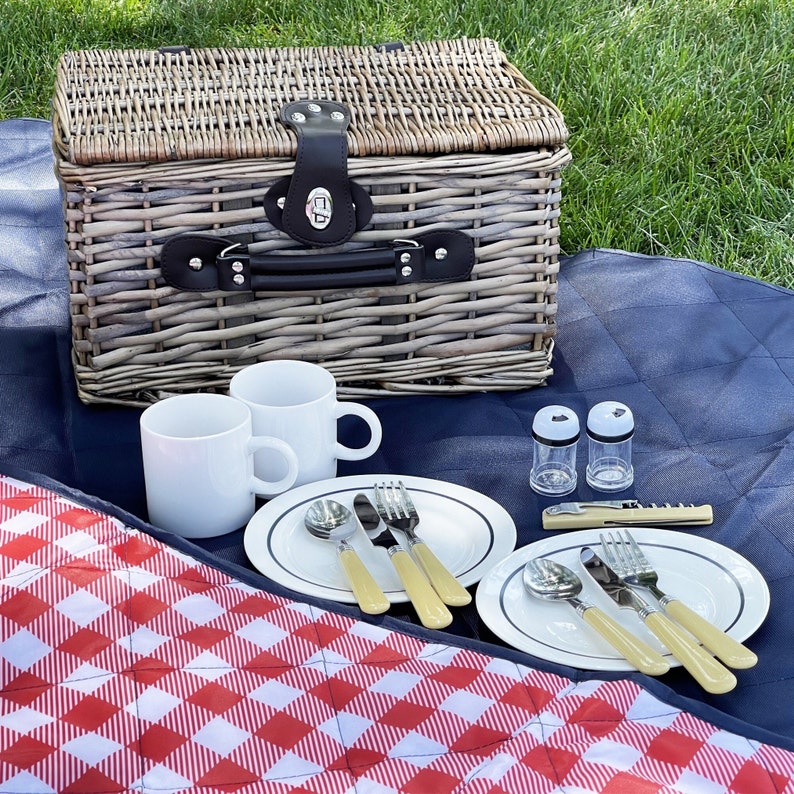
[263,100,373,247]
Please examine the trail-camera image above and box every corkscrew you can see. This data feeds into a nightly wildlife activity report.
[541,500,713,530]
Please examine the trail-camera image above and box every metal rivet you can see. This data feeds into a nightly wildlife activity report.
[188,257,203,271]
[434,248,448,261]
[400,252,412,264]
[231,261,244,273]
[330,111,345,121]
[401,265,413,277]
[306,103,321,113]
[233,274,245,286]
[291,112,306,123]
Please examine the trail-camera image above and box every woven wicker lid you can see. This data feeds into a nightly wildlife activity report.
[52,38,568,166]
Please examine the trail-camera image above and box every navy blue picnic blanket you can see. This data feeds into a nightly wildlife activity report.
[2,118,794,751]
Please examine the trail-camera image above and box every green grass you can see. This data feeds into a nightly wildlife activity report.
[2,0,792,285]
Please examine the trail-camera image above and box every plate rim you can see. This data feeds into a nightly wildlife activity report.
[244,474,517,604]
[475,527,770,671]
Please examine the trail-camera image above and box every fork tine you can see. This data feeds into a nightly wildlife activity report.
[374,481,400,519]
[373,483,390,518]
[397,481,419,518]
[600,532,629,575]
[599,532,618,571]
[615,533,637,574]
[622,530,652,573]
[598,532,611,562]
[386,481,405,518]
[614,531,636,572]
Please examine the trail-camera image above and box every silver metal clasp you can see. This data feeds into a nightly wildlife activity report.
[306,187,333,230]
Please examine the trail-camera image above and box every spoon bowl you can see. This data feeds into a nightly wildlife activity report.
[304,498,357,542]
[522,557,669,676]
[523,557,583,601]
[304,498,389,615]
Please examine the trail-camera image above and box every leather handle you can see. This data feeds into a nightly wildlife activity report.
[160,230,474,292]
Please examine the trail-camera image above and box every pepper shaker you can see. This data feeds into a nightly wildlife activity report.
[529,405,580,496]
[586,401,634,492]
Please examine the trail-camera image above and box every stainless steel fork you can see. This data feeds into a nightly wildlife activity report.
[601,531,757,669]
[374,481,472,606]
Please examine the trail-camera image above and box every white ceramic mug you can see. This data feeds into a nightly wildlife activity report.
[140,393,299,538]
[229,360,382,487]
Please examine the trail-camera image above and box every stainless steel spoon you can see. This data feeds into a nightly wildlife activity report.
[523,557,670,676]
[304,498,390,615]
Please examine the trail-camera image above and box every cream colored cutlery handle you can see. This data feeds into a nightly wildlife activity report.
[542,504,713,530]
[338,547,390,615]
[390,549,453,629]
[581,606,669,676]
[644,611,737,694]
[663,598,757,669]
[410,542,472,607]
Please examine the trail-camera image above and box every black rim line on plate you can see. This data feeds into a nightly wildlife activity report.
[495,541,749,663]
[259,484,499,593]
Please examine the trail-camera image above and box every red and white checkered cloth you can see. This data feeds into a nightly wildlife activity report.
[1,474,793,793]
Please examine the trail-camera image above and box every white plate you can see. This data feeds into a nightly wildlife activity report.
[244,475,517,603]
[475,528,770,671]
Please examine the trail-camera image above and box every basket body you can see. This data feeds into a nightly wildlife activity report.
[52,39,570,405]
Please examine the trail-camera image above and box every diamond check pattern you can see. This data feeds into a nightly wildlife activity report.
[1,473,793,793]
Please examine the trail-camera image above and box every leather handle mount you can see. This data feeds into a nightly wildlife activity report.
[160,230,475,292]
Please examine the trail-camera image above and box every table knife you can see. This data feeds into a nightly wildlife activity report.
[353,493,453,630]
[580,547,736,694]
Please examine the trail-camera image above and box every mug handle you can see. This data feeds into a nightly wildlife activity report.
[333,403,383,461]
[247,436,299,497]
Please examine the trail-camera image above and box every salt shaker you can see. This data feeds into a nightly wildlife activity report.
[529,405,580,496]
[586,401,634,492]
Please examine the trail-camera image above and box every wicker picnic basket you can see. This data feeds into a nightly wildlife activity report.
[51,38,570,406]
